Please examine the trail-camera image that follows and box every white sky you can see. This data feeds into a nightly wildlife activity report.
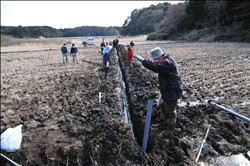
[1,1,183,29]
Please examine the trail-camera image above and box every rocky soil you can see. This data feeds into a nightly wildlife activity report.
[1,39,250,166]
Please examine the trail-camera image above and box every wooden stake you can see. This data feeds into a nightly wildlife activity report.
[157,91,161,106]
[195,124,211,163]
[99,92,101,103]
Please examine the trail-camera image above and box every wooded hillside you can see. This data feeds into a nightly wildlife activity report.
[121,2,171,35]
[146,1,250,42]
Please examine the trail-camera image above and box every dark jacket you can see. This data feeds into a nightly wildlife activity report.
[70,46,78,54]
[113,39,119,48]
[100,41,105,48]
[130,41,135,47]
[142,54,182,101]
[61,46,68,53]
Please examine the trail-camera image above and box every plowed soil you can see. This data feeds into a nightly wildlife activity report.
[1,38,250,166]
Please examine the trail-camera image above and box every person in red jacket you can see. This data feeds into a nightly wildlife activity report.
[127,44,134,70]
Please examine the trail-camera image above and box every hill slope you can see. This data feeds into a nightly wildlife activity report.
[146,1,250,42]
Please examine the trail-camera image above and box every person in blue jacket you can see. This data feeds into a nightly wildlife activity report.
[61,43,69,64]
[70,43,78,64]
[102,41,111,79]
[135,47,182,136]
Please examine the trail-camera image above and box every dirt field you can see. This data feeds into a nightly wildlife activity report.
[1,37,250,166]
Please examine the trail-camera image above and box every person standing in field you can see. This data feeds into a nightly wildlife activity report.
[130,41,135,50]
[61,43,69,64]
[109,41,113,46]
[135,47,182,138]
[102,41,111,79]
[70,43,78,64]
[112,37,119,54]
[127,44,134,70]
[100,39,105,55]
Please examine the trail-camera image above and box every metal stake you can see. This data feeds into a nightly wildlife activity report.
[0,153,22,166]
[142,100,153,152]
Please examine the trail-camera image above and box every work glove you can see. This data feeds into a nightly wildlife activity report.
[135,55,144,62]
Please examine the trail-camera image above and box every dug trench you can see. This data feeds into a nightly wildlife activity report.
[1,43,250,166]
[116,44,250,165]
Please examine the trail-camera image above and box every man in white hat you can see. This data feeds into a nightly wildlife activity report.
[135,47,182,137]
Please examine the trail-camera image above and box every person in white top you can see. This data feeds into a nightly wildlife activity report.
[102,42,111,79]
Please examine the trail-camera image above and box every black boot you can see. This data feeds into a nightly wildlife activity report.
[104,67,109,79]
[152,121,168,130]
[163,124,175,138]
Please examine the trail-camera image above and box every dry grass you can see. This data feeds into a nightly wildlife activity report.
[1,35,66,46]
[1,36,149,53]
[1,35,144,47]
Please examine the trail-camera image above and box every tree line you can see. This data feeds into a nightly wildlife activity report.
[1,25,121,38]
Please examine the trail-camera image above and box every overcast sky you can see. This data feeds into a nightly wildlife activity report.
[1,1,183,29]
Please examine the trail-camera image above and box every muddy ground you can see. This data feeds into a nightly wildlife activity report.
[1,39,250,166]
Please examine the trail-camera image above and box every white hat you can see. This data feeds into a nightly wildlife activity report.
[150,47,164,60]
